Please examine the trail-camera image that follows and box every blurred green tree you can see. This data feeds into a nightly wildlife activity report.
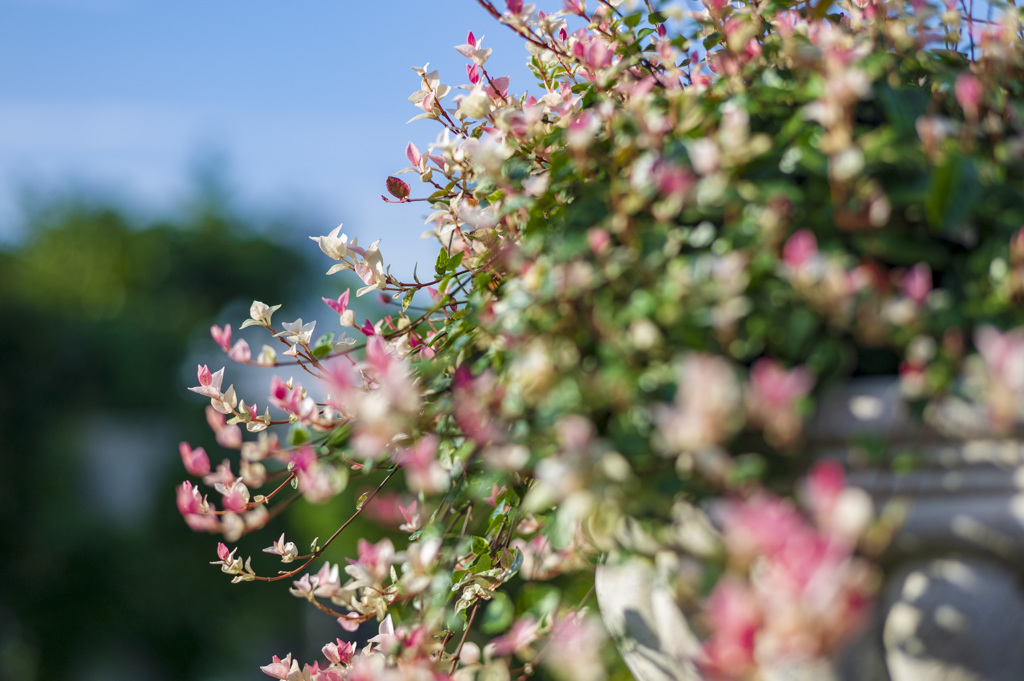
[0,192,313,681]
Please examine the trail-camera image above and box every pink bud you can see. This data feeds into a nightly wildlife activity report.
[180,441,211,476]
[217,542,232,562]
[360,319,376,337]
[955,73,982,119]
[587,227,611,254]
[198,364,213,386]
[210,324,232,350]
[782,230,819,271]
[506,0,523,13]
[405,142,421,167]
[467,63,480,84]
[805,460,846,518]
[385,175,410,200]
[467,31,476,47]
[322,291,350,315]
[902,262,932,304]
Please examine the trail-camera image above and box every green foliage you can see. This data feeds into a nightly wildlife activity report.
[0,193,309,681]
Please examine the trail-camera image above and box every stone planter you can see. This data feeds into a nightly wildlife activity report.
[597,377,1024,681]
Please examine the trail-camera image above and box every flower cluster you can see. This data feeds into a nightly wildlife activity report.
[175,0,1024,679]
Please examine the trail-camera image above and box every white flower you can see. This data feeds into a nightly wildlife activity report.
[240,300,282,329]
[355,240,388,297]
[275,318,316,346]
[311,225,359,261]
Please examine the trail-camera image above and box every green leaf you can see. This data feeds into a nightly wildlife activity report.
[402,289,414,312]
[311,332,335,358]
[480,592,515,634]
[622,11,643,27]
[470,535,490,557]
[446,250,465,272]
[648,11,667,24]
[287,424,310,446]
[435,248,450,277]
[926,153,981,234]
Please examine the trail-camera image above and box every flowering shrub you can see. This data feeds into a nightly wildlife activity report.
[177,0,1024,679]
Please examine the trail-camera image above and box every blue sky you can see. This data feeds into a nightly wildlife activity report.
[0,0,538,274]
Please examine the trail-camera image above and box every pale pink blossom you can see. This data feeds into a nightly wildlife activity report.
[489,617,540,656]
[902,262,932,304]
[746,358,814,447]
[179,441,211,476]
[323,291,356,327]
[975,325,1024,393]
[399,500,421,533]
[455,31,493,65]
[263,533,299,563]
[395,435,448,493]
[782,230,819,271]
[211,324,232,350]
[311,225,362,262]
[215,477,250,513]
[587,227,611,254]
[227,339,251,362]
[188,364,224,399]
[259,654,295,680]
[700,579,761,679]
[345,538,395,587]
[203,459,235,487]
[322,639,355,666]
[955,73,982,119]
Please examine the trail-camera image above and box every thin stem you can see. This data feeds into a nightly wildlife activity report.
[253,466,399,583]
[450,602,481,674]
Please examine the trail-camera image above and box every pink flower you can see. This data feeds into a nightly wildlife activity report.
[405,141,422,167]
[587,227,611,254]
[486,484,507,507]
[347,538,396,586]
[804,460,846,521]
[322,639,355,666]
[399,500,421,532]
[179,441,211,476]
[489,617,540,656]
[975,325,1024,393]
[700,579,762,679]
[323,290,355,327]
[902,262,932,304]
[176,481,205,516]
[289,444,317,473]
[227,339,251,362]
[720,494,808,562]
[312,562,343,599]
[210,324,232,351]
[955,73,982,120]
[188,365,225,399]
[782,229,819,271]
[748,359,813,408]
[746,358,814,447]
[572,35,614,75]
[259,654,295,680]
[455,31,493,65]
[262,532,299,562]
[215,478,250,513]
[395,435,447,493]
